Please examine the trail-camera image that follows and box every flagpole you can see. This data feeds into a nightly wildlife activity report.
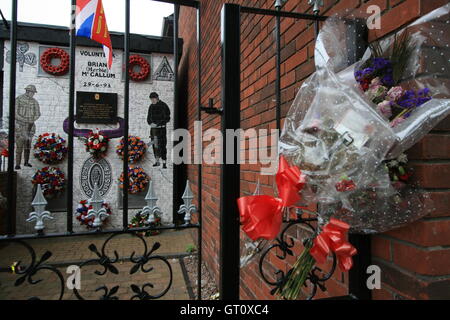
[122,0,130,229]
[6,0,18,235]
[67,0,76,234]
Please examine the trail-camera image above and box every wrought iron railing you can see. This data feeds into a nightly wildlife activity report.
[0,180,198,300]
[257,213,338,300]
[0,0,203,300]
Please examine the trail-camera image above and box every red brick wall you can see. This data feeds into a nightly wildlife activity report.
[179,0,450,300]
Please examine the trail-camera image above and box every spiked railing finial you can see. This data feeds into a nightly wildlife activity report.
[142,180,162,224]
[308,0,323,14]
[27,184,53,232]
[86,182,108,228]
[177,180,197,225]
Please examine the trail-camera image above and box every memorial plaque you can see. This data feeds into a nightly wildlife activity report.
[76,91,118,124]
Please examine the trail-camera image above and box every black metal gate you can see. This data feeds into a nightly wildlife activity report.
[0,0,203,300]
[218,2,372,300]
[1,0,374,301]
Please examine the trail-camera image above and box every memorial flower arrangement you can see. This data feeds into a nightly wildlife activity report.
[118,166,149,194]
[116,135,147,163]
[33,133,68,164]
[31,166,66,198]
[239,5,450,300]
[75,199,112,229]
[128,211,162,236]
[355,33,432,127]
[83,131,109,158]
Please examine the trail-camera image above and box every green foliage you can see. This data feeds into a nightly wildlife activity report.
[390,31,414,84]
[186,244,197,253]
[369,40,383,58]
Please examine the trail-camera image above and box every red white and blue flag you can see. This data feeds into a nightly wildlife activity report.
[76,0,113,69]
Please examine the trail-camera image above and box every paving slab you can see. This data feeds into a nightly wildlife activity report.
[0,229,196,300]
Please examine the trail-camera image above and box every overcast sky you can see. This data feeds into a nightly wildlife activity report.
[0,0,174,36]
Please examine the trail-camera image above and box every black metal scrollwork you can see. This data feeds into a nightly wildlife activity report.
[1,232,173,300]
[73,232,173,300]
[96,285,120,300]
[8,240,65,300]
[258,215,337,300]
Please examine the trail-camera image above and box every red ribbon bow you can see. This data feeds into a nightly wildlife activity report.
[237,156,305,241]
[310,218,357,272]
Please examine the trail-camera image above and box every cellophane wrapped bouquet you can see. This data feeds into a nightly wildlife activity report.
[240,4,450,299]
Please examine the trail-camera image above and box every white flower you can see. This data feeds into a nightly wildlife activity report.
[93,139,99,145]
[101,147,106,151]
[99,135,104,142]
[397,153,408,163]
[387,160,398,168]
[369,77,382,88]
[377,101,393,118]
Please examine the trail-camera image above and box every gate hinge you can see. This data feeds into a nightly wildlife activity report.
[200,99,223,115]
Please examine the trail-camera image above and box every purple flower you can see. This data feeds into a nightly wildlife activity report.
[364,67,375,75]
[381,74,394,87]
[372,57,392,70]
[355,66,376,83]
[418,88,430,96]
[397,88,432,109]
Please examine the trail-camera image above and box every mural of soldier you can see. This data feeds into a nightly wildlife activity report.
[15,85,40,170]
[147,92,170,169]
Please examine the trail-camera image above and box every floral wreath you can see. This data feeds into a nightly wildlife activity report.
[33,133,68,164]
[119,166,149,194]
[75,200,112,229]
[40,47,70,76]
[83,131,109,158]
[116,135,147,164]
[31,166,66,198]
[129,210,162,236]
[129,54,150,81]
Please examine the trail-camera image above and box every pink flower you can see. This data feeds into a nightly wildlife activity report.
[369,77,382,89]
[377,100,393,118]
[390,116,406,127]
[366,85,387,101]
[387,86,404,102]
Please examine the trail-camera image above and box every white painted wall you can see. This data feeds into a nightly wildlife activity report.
[2,40,175,234]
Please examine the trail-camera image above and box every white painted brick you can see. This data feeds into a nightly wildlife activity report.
[2,41,175,234]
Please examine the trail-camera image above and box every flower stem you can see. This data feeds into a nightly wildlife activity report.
[276,240,315,300]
